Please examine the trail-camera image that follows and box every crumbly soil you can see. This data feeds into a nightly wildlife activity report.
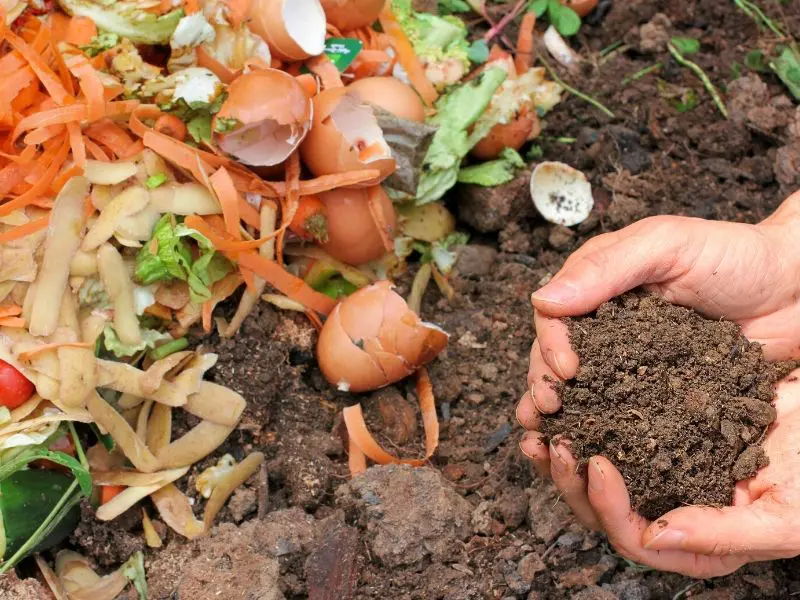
[539,292,785,520]
[7,0,800,598]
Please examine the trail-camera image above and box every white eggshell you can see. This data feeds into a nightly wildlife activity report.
[530,161,594,227]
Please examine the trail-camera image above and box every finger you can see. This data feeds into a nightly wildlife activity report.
[520,431,550,478]
[516,390,541,431]
[528,339,562,414]
[534,310,578,380]
[640,498,798,558]
[549,441,600,529]
[554,230,625,277]
[587,457,747,577]
[531,220,686,317]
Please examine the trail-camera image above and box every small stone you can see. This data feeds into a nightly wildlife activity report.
[638,13,672,53]
[556,531,585,550]
[479,363,499,382]
[454,245,498,277]
[517,553,546,584]
[548,225,575,250]
[228,487,257,523]
[465,392,486,405]
[495,487,529,529]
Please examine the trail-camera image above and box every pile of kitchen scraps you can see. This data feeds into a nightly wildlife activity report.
[0,0,564,595]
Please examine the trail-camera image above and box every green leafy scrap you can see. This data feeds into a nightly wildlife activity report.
[467,39,490,64]
[439,0,472,13]
[670,36,700,55]
[530,0,581,37]
[145,172,168,189]
[457,147,526,186]
[770,47,800,100]
[79,32,120,57]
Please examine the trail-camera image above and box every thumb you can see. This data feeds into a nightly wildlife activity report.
[641,500,794,556]
[532,221,686,317]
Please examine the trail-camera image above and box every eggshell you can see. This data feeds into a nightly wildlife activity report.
[249,0,326,62]
[215,69,312,167]
[530,161,594,226]
[317,281,448,392]
[321,0,386,32]
[320,185,397,265]
[347,77,425,123]
[562,0,598,17]
[471,112,541,161]
[300,87,395,184]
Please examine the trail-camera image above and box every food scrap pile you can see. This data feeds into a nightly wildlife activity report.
[0,0,565,593]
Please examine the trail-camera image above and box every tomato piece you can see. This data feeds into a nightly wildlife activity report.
[0,359,35,409]
[289,195,329,243]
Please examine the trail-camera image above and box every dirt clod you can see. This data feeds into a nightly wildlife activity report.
[337,464,472,568]
[540,292,784,520]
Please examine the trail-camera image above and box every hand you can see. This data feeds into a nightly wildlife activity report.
[519,370,800,578]
[517,192,800,577]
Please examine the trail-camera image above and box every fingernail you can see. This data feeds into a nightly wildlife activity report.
[550,441,568,475]
[519,432,539,459]
[532,281,579,307]
[546,349,569,379]
[529,384,545,413]
[644,529,687,550]
[589,458,605,491]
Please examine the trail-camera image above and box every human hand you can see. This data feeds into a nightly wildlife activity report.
[519,370,800,577]
[516,191,800,576]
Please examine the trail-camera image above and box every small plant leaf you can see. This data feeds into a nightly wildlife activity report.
[467,39,490,63]
[529,0,549,17]
[439,0,472,13]
[770,47,800,100]
[672,89,698,112]
[549,2,581,37]
[670,36,700,55]
[744,49,769,72]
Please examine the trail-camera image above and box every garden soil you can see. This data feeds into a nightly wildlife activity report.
[538,292,787,521]
[8,0,800,598]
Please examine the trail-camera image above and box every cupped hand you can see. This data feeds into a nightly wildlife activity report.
[516,191,800,577]
[519,370,800,578]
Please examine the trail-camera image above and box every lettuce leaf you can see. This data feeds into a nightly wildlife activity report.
[416,68,507,204]
[457,148,525,186]
[135,215,232,304]
[103,324,171,358]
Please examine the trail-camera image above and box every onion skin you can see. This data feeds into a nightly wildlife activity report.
[470,112,541,161]
[320,185,397,265]
[561,0,597,17]
[317,281,448,392]
[300,87,395,184]
[347,77,425,123]
[321,0,386,32]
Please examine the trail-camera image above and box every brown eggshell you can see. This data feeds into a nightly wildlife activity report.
[319,185,397,265]
[249,0,327,62]
[321,0,386,32]
[347,77,426,123]
[300,87,396,185]
[317,281,448,392]
[561,0,598,17]
[215,69,312,167]
[470,112,541,161]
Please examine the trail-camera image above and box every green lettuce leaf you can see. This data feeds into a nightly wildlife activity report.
[135,215,232,304]
[102,324,171,358]
[457,148,525,186]
[56,0,183,45]
[416,68,507,204]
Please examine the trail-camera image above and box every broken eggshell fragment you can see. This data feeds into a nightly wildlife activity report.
[320,0,386,32]
[530,161,594,227]
[317,281,448,393]
[248,0,327,62]
[300,87,396,185]
[214,68,312,167]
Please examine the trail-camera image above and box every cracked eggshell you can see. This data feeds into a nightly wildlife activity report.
[316,281,449,393]
[471,112,540,161]
[346,77,425,123]
[321,0,386,32]
[214,69,312,167]
[249,0,327,62]
[530,161,594,226]
[300,87,396,185]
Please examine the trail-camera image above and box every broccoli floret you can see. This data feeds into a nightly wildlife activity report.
[391,0,470,90]
[57,0,184,45]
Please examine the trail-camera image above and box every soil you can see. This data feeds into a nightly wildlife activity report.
[6,0,800,598]
[538,292,785,520]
